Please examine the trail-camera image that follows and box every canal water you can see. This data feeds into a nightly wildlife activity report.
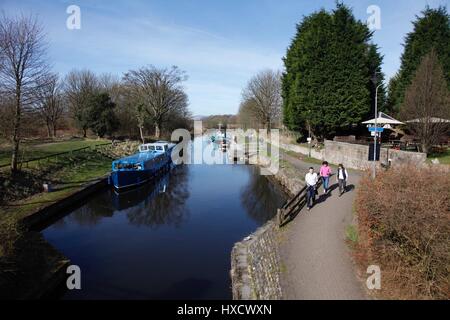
[42,140,287,299]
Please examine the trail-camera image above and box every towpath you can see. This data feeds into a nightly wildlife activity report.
[278,151,367,300]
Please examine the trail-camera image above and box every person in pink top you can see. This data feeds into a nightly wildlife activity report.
[319,161,332,194]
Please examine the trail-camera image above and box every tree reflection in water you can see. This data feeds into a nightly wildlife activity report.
[240,167,287,225]
[69,193,115,226]
[122,166,190,228]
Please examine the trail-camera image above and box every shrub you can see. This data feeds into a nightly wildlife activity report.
[355,165,450,299]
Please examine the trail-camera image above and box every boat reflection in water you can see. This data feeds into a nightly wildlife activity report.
[111,170,170,211]
[112,165,190,228]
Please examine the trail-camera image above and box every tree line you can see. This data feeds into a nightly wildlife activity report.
[0,13,192,172]
[237,4,449,154]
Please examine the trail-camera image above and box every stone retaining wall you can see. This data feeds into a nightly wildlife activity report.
[276,135,427,170]
[230,155,302,300]
[231,220,282,300]
[324,140,427,170]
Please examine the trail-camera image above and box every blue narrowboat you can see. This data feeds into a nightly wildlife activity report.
[109,141,176,190]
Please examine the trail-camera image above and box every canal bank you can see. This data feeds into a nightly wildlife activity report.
[0,141,140,299]
[230,153,302,300]
[0,177,108,299]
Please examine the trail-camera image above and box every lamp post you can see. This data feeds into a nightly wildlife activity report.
[308,121,312,158]
[307,109,312,158]
[373,83,383,179]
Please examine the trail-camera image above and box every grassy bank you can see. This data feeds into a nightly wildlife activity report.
[0,138,109,167]
[0,139,140,258]
[0,150,111,257]
[427,148,450,165]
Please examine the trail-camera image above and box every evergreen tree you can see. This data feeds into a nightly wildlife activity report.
[388,6,450,114]
[282,3,384,139]
[367,44,387,115]
[86,92,119,138]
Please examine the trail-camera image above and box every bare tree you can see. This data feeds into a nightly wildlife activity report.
[238,99,261,130]
[98,73,121,102]
[241,69,282,131]
[35,73,64,138]
[164,93,192,133]
[0,13,50,172]
[64,69,99,137]
[400,49,450,154]
[118,87,146,143]
[0,94,15,139]
[123,65,189,139]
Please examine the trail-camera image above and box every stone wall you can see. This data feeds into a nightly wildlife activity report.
[230,220,283,300]
[230,155,303,300]
[323,140,427,170]
[324,140,372,170]
[276,134,427,170]
[384,147,428,167]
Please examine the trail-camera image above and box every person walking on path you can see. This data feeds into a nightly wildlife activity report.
[319,161,332,194]
[336,164,349,197]
[305,167,319,210]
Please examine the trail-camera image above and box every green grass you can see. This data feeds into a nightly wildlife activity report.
[0,185,81,258]
[282,148,328,166]
[302,156,325,166]
[346,224,359,244]
[0,150,111,223]
[259,146,280,166]
[0,138,110,167]
[0,149,111,258]
[0,141,133,258]
[2,187,80,220]
[427,148,450,165]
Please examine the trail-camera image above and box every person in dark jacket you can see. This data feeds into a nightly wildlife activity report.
[336,164,349,196]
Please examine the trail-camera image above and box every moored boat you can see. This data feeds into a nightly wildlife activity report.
[109,141,176,190]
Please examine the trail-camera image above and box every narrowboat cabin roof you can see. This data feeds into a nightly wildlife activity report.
[139,141,175,153]
[112,141,176,171]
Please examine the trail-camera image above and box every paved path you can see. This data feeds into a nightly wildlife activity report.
[278,152,367,300]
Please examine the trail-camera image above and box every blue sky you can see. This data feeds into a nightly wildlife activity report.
[1,0,448,116]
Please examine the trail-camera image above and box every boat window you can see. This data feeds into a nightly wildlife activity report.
[164,145,168,151]
[116,163,136,170]
[133,163,142,170]
[140,146,148,151]
[156,146,163,151]
[149,146,156,151]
